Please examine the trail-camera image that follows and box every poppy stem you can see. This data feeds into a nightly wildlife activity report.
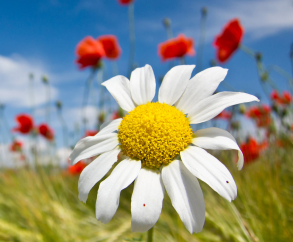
[128,2,136,77]
[267,64,293,92]
[111,61,119,76]
[162,18,175,70]
[290,43,293,77]
[147,227,154,242]
[97,67,106,130]
[179,57,185,65]
[29,73,35,119]
[163,18,173,40]
[42,76,51,125]
[81,69,98,132]
[196,7,207,73]
[239,44,255,58]
[56,102,68,148]
[240,45,280,97]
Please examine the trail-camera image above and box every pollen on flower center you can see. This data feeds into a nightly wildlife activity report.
[118,102,193,169]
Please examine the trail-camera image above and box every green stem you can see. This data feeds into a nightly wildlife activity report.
[147,227,154,242]
[111,61,119,76]
[81,69,97,132]
[290,43,293,77]
[57,108,68,148]
[44,81,51,125]
[196,7,207,73]
[179,57,185,65]
[163,18,173,40]
[240,45,279,98]
[239,44,255,58]
[29,73,35,119]
[162,18,175,69]
[128,3,136,77]
[97,67,105,111]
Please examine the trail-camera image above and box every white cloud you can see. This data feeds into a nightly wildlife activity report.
[207,0,293,40]
[137,0,293,44]
[0,54,58,107]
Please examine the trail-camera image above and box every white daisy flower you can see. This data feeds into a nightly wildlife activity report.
[69,64,258,233]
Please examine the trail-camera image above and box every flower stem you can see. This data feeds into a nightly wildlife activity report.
[29,73,35,119]
[111,61,119,76]
[56,102,68,148]
[179,57,185,65]
[162,18,175,70]
[239,44,255,58]
[240,45,280,98]
[147,227,154,242]
[196,7,207,73]
[81,69,97,132]
[290,43,293,77]
[163,18,173,40]
[267,64,293,92]
[128,2,136,77]
[42,76,51,125]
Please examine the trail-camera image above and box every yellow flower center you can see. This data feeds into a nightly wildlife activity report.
[118,102,193,169]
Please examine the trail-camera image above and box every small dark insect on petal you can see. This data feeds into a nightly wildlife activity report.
[226,181,229,184]
[143,204,146,207]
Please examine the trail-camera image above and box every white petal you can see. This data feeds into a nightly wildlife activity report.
[158,65,195,105]
[130,64,156,105]
[96,159,141,223]
[181,146,237,202]
[162,160,205,234]
[97,118,122,136]
[69,133,118,165]
[175,67,228,114]
[188,92,259,124]
[78,147,121,203]
[192,127,244,170]
[131,168,164,232]
[102,75,136,112]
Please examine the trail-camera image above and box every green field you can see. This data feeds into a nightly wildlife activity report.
[0,147,292,242]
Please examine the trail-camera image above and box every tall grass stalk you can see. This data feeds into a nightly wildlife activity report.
[0,147,292,241]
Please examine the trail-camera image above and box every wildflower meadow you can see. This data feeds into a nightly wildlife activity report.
[0,0,293,241]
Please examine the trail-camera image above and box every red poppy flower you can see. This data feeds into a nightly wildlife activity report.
[282,91,292,105]
[68,161,87,175]
[97,35,121,60]
[158,34,195,61]
[13,114,34,134]
[246,105,271,127]
[214,110,232,120]
[214,19,244,63]
[75,36,106,69]
[10,140,23,152]
[118,0,134,5]
[38,124,54,141]
[240,138,267,164]
[270,90,279,102]
[271,90,292,105]
[85,130,98,137]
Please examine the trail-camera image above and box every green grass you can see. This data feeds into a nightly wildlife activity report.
[0,147,292,242]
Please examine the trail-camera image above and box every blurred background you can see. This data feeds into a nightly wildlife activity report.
[0,0,292,241]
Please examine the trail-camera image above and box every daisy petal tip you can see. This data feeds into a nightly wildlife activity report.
[78,195,87,204]
[237,151,244,170]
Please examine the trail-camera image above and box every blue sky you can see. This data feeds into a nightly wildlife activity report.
[0,0,293,150]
